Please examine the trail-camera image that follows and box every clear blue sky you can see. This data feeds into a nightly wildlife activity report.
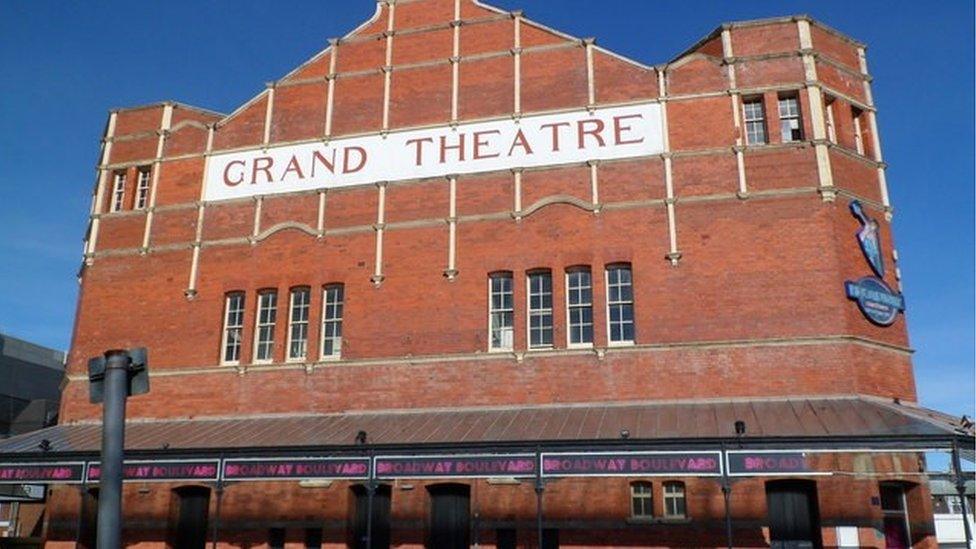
[1,1,972,418]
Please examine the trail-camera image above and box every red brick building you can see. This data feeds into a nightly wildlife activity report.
[0,1,972,548]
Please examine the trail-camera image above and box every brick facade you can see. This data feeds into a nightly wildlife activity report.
[47,1,929,547]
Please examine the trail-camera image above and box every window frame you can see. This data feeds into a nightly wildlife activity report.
[135,167,152,210]
[110,171,126,213]
[286,286,311,362]
[742,96,768,145]
[605,264,635,346]
[526,269,554,350]
[662,481,687,519]
[488,272,514,352]
[564,267,593,348]
[630,481,654,519]
[852,106,865,155]
[777,93,803,143]
[220,292,245,366]
[252,289,278,364]
[320,283,344,360]
[824,96,837,144]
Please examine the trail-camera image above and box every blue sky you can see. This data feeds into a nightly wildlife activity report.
[0,1,972,418]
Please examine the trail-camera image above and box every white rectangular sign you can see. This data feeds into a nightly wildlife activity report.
[204,102,663,201]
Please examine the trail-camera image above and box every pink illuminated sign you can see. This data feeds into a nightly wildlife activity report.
[86,460,219,483]
[0,462,85,484]
[223,458,369,481]
[542,452,722,477]
[375,454,536,479]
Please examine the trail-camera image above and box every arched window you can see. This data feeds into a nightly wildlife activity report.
[565,266,593,346]
[663,481,687,518]
[220,292,245,365]
[630,481,653,518]
[606,264,634,344]
[488,272,514,351]
[321,283,344,359]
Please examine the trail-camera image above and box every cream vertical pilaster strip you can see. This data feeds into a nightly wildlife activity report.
[263,84,275,148]
[450,0,461,123]
[722,29,749,198]
[85,111,118,263]
[512,168,523,220]
[858,46,891,219]
[186,124,215,299]
[798,19,835,202]
[512,12,522,118]
[382,1,396,133]
[588,160,599,210]
[444,175,459,280]
[371,183,387,285]
[252,197,263,240]
[584,38,595,110]
[324,38,339,139]
[659,69,680,266]
[317,189,327,237]
[141,103,174,251]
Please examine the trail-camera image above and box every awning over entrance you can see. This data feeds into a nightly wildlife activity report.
[0,394,971,461]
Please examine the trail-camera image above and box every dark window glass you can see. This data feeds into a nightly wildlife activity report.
[305,527,323,548]
[269,527,286,549]
[349,484,391,549]
[168,486,211,549]
[497,528,517,549]
[427,484,470,549]
[765,480,822,549]
[78,488,99,549]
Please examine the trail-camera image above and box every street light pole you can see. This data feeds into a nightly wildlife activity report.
[96,350,130,549]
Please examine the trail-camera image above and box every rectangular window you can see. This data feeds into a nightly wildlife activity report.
[135,167,151,210]
[253,290,278,362]
[527,271,553,349]
[631,482,653,518]
[110,171,126,212]
[852,106,865,155]
[606,265,634,344]
[824,97,837,144]
[221,292,245,364]
[488,273,514,351]
[742,97,767,145]
[321,284,344,359]
[287,287,310,361]
[565,268,592,346]
[663,481,687,518]
[778,94,803,142]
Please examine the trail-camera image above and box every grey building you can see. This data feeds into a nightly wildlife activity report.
[0,333,65,438]
[0,332,65,538]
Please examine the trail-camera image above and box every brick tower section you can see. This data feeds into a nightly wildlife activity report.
[64,0,911,424]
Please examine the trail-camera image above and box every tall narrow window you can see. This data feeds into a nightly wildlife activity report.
[254,290,278,362]
[135,167,151,210]
[167,486,211,549]
[663,481,687,518]
[824,97,837,144]
[852,106,865,155]
[488,273,514,351]
[321,284,344,359]
[428,484,471,549]
[287,287,310,361]
[778,94,803,142]
[527,271,553,349]
[268,528,286,549]
[565,268,593,346]
[880,483,911,548]
[742,97,767,145]
[349,484,391,549]
[110,171,126,212]
[606,264,634,344]
[631,481,653,518]
[221,292,245,365]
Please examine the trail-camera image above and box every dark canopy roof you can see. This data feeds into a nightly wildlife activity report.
[0,395,971,459]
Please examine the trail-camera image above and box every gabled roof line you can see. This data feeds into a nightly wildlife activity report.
[217,2,384,128]
[110,100,224,118]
